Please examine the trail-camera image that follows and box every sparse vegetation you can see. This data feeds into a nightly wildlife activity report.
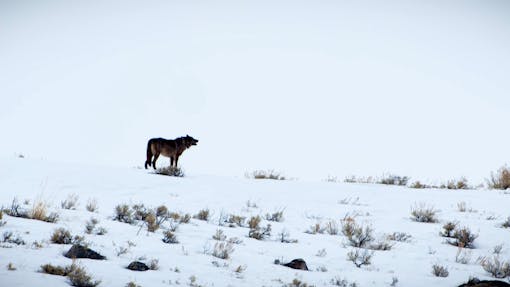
[325,220,339,235]
[410,203,438,223]
[227,214,246,227]
[162,230,179,244]
[502,217,510,228]
[347,249,373,268]
[212,229,226,241]
[40,263,78,276]
[7,262,16,271]
[487,165,510,190]
[125,282,141,287]
[61,193,79,210]
[277,229,298,243]
[330,277,358,287]
[431,264,449,277]
[248,215,261,229]
[440,221,458,238]
[85,218,107,235]
[409,181,428,189]
[447,226,478,249]
[2,231,26,245]
[149,259,159,270]
[446,177,469,190]
[480,256,510,279]
[305,222,325,234]
[114,204,135,224]
[284,278,312,287]
[344,175,374,184]
[265,209,285,222]
[379,174,409,186]
[155,166,185,177]
[455,248,472,264]
[4,198,59,223]
[248,224,271,240]
[341,219,373,248]
[386,232,412,242]
[212,242,234,259]
[86,198,98,212]
[247,170,285,180]
[194,209,210,221]
[50,228,74,244]
[67,264,101,287]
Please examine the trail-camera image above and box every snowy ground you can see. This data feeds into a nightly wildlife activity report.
[0,156,509,287]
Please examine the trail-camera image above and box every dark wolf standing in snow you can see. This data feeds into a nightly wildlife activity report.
[145,135,198,169]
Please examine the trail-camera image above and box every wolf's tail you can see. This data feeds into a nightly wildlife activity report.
[145,139,153,169]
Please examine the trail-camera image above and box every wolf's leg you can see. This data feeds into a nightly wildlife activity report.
[170,157,174,167]
[152,152,160,169]
[175,156,179,168]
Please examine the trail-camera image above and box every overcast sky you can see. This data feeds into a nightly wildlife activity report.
[1,0,509,183]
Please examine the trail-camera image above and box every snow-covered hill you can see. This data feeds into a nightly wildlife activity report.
[0,157,509,287]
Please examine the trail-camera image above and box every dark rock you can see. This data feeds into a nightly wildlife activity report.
[459,278,510,287]
[283,258,308,271]
[64,244,106,260]
[127,261,149,271]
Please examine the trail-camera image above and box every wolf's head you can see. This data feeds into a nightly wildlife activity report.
[184,135,198,146]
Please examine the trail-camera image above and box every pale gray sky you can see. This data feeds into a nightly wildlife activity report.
[1,0,509,183]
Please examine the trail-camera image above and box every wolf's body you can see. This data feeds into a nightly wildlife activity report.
[145,135,198,169]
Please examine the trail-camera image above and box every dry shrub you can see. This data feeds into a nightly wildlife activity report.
[487,165,510,190]
[2,231,26,245]
[305,222,325,234]
[144,212,159,232]
[155,166,184,177]
[212,242,234,259]
[40,263,77,276]
[347,249,373,268]
[194,209,210,221]
[67,264,101,287]
[480,256,510,279]
[325,220,339,235]
[50,228,73,244]
[379,174,409,186]
[386,232,412,242]
[61,194,79,210]
[341,219,373,248]
[149,259,159,270]
[443,177,469,190]
[448,227,478,249]
[265,209,285,222]
[277,229,298,243]
[284,278,311,287]
[125,282,141,287]
[12,199,60,223]
[162,230,178,244]
[7,262,16,271]
[344,175,375,184]
[431,264,449,277]
[248,170,285,180]
[410,203,438,223]
[455,248,472,264]
[86,198,98,212]
[409,181,428,189]
[330,277,358,287]
[248,224,271,240]
[114,204,134,224]
[440,221,458,238]
[502,217,510,228]
[248,216,261,229]
[212,229,226,241]
[227,214,246,227]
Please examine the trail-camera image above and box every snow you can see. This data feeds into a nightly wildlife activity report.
[0,156,508,287]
